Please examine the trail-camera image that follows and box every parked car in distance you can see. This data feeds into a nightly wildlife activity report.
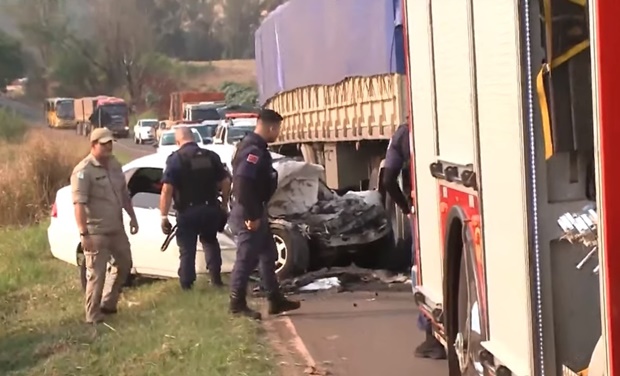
[153,128,205,156]
[133,118,158,144]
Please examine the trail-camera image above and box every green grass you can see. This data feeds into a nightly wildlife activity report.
[0,224,275,376]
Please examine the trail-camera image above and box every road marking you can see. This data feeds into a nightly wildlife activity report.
[280,315,317,368]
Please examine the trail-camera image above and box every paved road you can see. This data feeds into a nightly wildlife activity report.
[114,136,155,159]
[277,290,447,376]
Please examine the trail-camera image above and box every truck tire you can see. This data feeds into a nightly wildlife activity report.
[271,224,310,280]
[384,193,413,272]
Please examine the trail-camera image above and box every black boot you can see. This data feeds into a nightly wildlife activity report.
[229,291,262,320]
[268,291,301,315]
[414,330,446,359]
[210,273,225,287]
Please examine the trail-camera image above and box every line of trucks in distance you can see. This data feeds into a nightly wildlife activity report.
[43,92,260,141]
[44,0,618,374]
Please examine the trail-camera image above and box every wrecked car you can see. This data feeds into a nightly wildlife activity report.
[267,160,392,277]
[47,153,392,286]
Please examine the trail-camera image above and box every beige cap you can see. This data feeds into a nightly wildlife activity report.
[90,128,115,143]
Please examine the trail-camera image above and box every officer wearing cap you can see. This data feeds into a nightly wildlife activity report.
[228,109,300,320]
[381,122,445,359]
[71,128,139,324]
[159,127,231,290]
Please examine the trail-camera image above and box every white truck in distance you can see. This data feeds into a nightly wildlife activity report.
[400,0,615,375]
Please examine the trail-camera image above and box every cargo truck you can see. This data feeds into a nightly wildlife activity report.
[75,96,129,138]
[155,91,226,141]
[255,0,411,265]
[400,0,619,375]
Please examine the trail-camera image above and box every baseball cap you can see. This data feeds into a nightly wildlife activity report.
[90,128,115,144]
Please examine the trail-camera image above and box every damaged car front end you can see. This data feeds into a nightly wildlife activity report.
[268,160,392,276]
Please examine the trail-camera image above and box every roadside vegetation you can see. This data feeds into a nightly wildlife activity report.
[0,110,275,375]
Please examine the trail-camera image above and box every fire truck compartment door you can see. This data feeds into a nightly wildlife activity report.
[474,0,535,374]
[406,0,444,304]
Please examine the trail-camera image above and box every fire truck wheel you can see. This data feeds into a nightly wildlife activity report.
[447,230,485,376]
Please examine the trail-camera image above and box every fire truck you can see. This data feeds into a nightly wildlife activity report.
[402,0,618,375]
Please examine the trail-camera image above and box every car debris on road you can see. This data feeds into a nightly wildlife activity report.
[252,265,412,296]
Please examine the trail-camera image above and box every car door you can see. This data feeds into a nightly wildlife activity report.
[126,167,237,278]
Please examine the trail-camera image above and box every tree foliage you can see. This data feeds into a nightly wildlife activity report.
[3,0,286,105]
[220,82,258,106]
[0,30,24,89]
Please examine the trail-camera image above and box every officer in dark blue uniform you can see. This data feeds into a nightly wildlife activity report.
[382,122,446,360]
[159,127,231,290]
[382,123,412,217]
[228,109,300,320]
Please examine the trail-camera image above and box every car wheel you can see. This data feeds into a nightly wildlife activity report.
[271,225,310,280]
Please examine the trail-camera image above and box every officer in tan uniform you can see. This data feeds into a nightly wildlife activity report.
[71,128,139,324]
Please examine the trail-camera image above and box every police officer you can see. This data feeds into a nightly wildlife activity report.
[382,123,412,218]
[382,122,446,359]
[228,109,300,320]
[71,128,138,324]
[159,127,231,290]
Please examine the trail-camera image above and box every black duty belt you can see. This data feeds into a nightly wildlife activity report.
[175,200,213,213]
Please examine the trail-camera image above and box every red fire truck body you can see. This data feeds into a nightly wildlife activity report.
[402,0,619,375]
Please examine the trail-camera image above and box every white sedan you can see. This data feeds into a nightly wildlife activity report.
[153,128,206,156]
[47,153,391,286]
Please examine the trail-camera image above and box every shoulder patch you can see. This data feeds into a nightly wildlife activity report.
[77,170,85,180]
[247,154,259,164]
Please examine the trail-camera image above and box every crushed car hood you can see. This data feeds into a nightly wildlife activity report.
[268,160,390,247]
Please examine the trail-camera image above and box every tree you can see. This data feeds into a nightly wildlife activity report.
[6,0,69,95]
[0,31,24,89]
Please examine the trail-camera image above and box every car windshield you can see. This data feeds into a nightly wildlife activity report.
[160,133,176,146]
[191,125,216,139]
[56,100,74,119]
[190,108,221,122]
[103,104,128,116]
[140,120,157,127]
[227,125,255,143]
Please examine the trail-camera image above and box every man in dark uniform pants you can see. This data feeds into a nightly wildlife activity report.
[228,109,301,320]
[382,122,446,360]
[159,127,231,289]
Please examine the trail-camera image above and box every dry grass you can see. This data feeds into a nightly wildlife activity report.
[0,129,89,226]
[180,59,256,90]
